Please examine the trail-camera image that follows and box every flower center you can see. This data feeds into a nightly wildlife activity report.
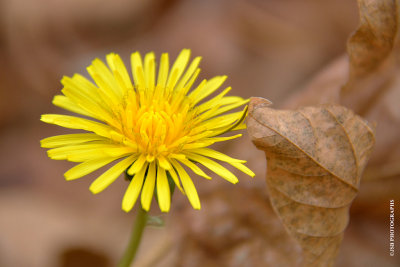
[119,87,196,161]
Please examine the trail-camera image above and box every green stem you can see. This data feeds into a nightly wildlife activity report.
[118,208,148,267]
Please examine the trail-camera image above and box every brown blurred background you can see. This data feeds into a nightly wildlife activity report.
[0,0,398,266]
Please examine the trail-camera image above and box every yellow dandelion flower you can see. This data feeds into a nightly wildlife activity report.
[41,49,254,212]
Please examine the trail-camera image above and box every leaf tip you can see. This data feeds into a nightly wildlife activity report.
[249,97,272,114]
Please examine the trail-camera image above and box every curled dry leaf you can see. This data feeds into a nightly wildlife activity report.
[247,97,376,267]
[284,0,400,184]
[341,0,398,114]
[345,0,397,80]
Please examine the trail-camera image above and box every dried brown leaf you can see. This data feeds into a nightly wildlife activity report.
[346,0,397,80]
[341,0,398,113]
[283,0,400,184]
[247,97,376,267]
[285,0,398,110]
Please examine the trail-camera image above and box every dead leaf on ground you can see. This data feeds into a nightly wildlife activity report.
[247,97,375,267]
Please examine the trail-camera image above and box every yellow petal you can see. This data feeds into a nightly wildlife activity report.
[232,122,247,131]
[141,161,156,211]
[209,99,249,118]
[41,114,112,138]
[170,159,201,209]
[131,52,145,89]
[87,65,120,105]
[182,141,214,150]
[202,134,242,144]
[218,96,245,106]
[197,111,242,131]
[156,165,171,212]
[122,163,148,212]
[190,148,246,163]
[61,75,104,108]
[179,68,200,96]
[144,52,156,90]
[184,153,238,184]
[176,158,211,180]
[48,143,135,162]
[58,89,114,124]
[106,53,133,92]
[211,106,248,136]
[47,142,113,160]
[52,95,93,118]
[64,157,117,180]
[167,49,191,90]
[229,162,255,177]
[157,53,169,88]
[157,155,172,170]
[40,133,106,148]
[189,76,227,105]
[67,146,134,162]
[166,165,184,193]
[89,155,136,194]
[90,58,122,97]
[65,74,100,100]
[175,56,201,92]
[196,87,232,114]
[127,154,147,175]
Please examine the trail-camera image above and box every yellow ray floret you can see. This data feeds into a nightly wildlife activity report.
[41,49,254,212]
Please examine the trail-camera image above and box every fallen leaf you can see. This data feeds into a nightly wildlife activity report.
[345,0,397,80]
[341,0,398,114]
[283,0,400,187]
[247,97,376,267]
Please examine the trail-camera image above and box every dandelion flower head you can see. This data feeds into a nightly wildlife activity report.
[41,49,254,212]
